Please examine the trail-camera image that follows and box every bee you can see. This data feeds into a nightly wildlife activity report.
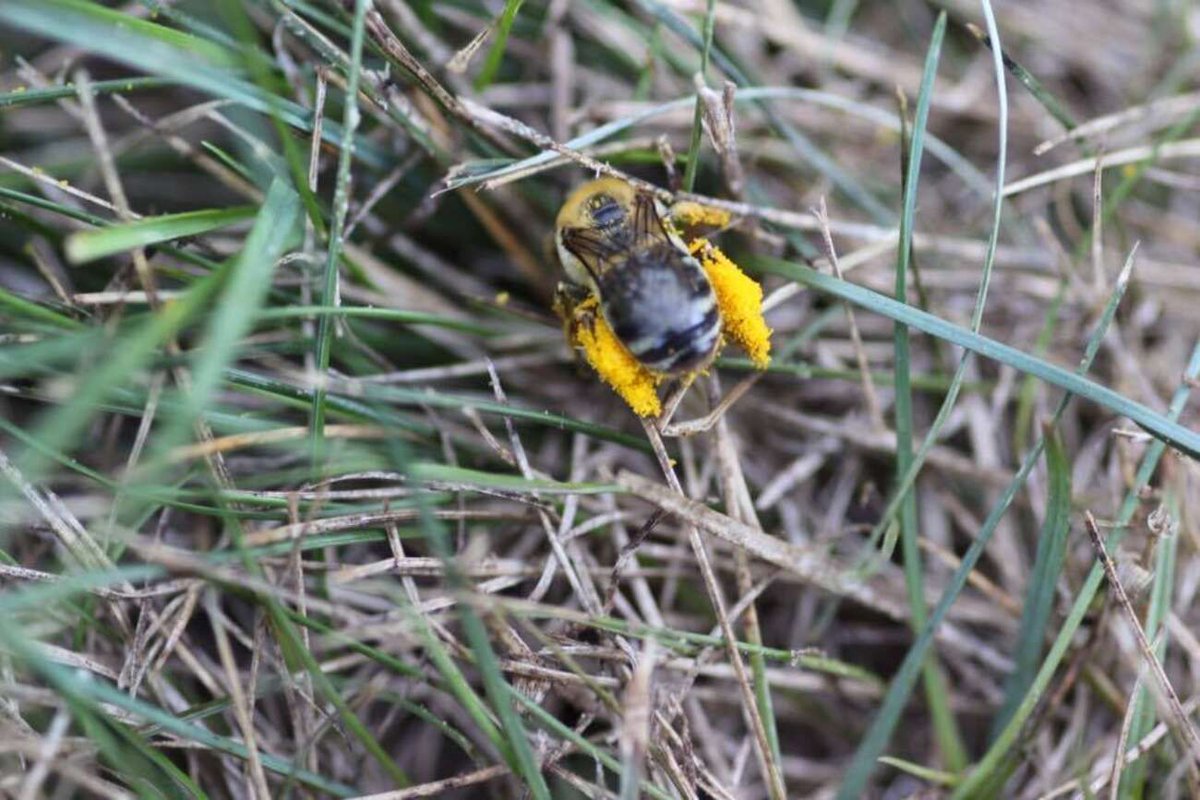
[555,177,721,376]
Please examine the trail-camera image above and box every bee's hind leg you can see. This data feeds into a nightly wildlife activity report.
[659,371,763,437]
[654,373,697,432]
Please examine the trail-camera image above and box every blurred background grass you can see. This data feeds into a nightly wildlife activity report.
[1,1,1199,798]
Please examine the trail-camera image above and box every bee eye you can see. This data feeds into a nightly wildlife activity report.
[588,194,625,229]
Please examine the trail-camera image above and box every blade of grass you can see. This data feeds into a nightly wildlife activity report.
[394,434,551,799]
[1118,486,1180,798]
[22,0,239,64]
[991,423,1072,737]
[863,0,1010,576]
[831,245,1139,798]
[260,604,414,788]
[878,756,960,787]
[719,357,975,391]
[965,22,1078,133]
[446,86,989,198]
[143,179,300,468]
[229,370,652,452]
[510,687,675,800]
[755,256,1200,461]
[888,10,967,774]
[952,341,1200,798]
[0,286,84,330]
[256,305,494,335]
[409,462,622,495]
[359,600,511,761]
[474,0,525,91]
[0,0,388,169]
[64,205,256,264]
[0,76,172,109]
[309,0,367,463]
[680,0,716,192]
[0,615,356,795]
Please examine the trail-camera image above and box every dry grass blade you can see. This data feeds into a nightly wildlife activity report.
[617,470,908,623]
[638,422,787,799]
[1084,512,1200,776]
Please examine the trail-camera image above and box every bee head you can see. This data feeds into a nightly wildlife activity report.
[555,177,641,287]
[584,192,627,231]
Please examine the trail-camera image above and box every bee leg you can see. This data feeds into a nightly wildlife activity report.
[553,281,592,319]
[660,372,763,437]
[654,373,697,432]
[555,281,594,372]
[554,281,594,341]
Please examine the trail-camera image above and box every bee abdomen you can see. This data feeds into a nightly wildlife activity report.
[601,254,722,375]
[626,305,721,373]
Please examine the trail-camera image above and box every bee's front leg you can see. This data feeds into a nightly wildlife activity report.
[554,281,595,373]
[553,281,593,320]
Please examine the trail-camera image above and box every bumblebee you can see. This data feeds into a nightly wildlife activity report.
[554,177,772,418]
[556,177,721,375]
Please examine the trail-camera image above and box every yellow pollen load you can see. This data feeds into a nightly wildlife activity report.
[668,201,733,230]
[565,295,663,417]
[690,239,772,369]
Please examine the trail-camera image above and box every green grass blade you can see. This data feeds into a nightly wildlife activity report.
[829,245,1139,798]
[0,76,171,109]
[16,0,240,64]
[0,0,387,169]
[0,286,84,330]
[954,339,1200,798]
[878,756,960,787]
[409,462,622,495]
[755,257,1200,461]
[446,86,989,198]
[991,424,1072,737]
[457,602,552,799]
[256,305,494,334]
[510,687,675,800]
[0,616,356,796]
[680,0,716,192]
[475,0,525,91]
[65,205,257,264]
[310,0,368,460]
[887,10,966,775]
[293,376,651,451]
[400,437,552,799]
[141,179,299,466]
[262,602,414,789]
[966,22,1078,133]
[864,0,1010,575]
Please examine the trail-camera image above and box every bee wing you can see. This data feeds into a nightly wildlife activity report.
[631,191,672,245]
[560,225,622,281]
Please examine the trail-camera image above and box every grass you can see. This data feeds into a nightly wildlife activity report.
[1,1,1199,798]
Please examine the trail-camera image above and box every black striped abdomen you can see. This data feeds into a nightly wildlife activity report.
[597,246,721,375]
